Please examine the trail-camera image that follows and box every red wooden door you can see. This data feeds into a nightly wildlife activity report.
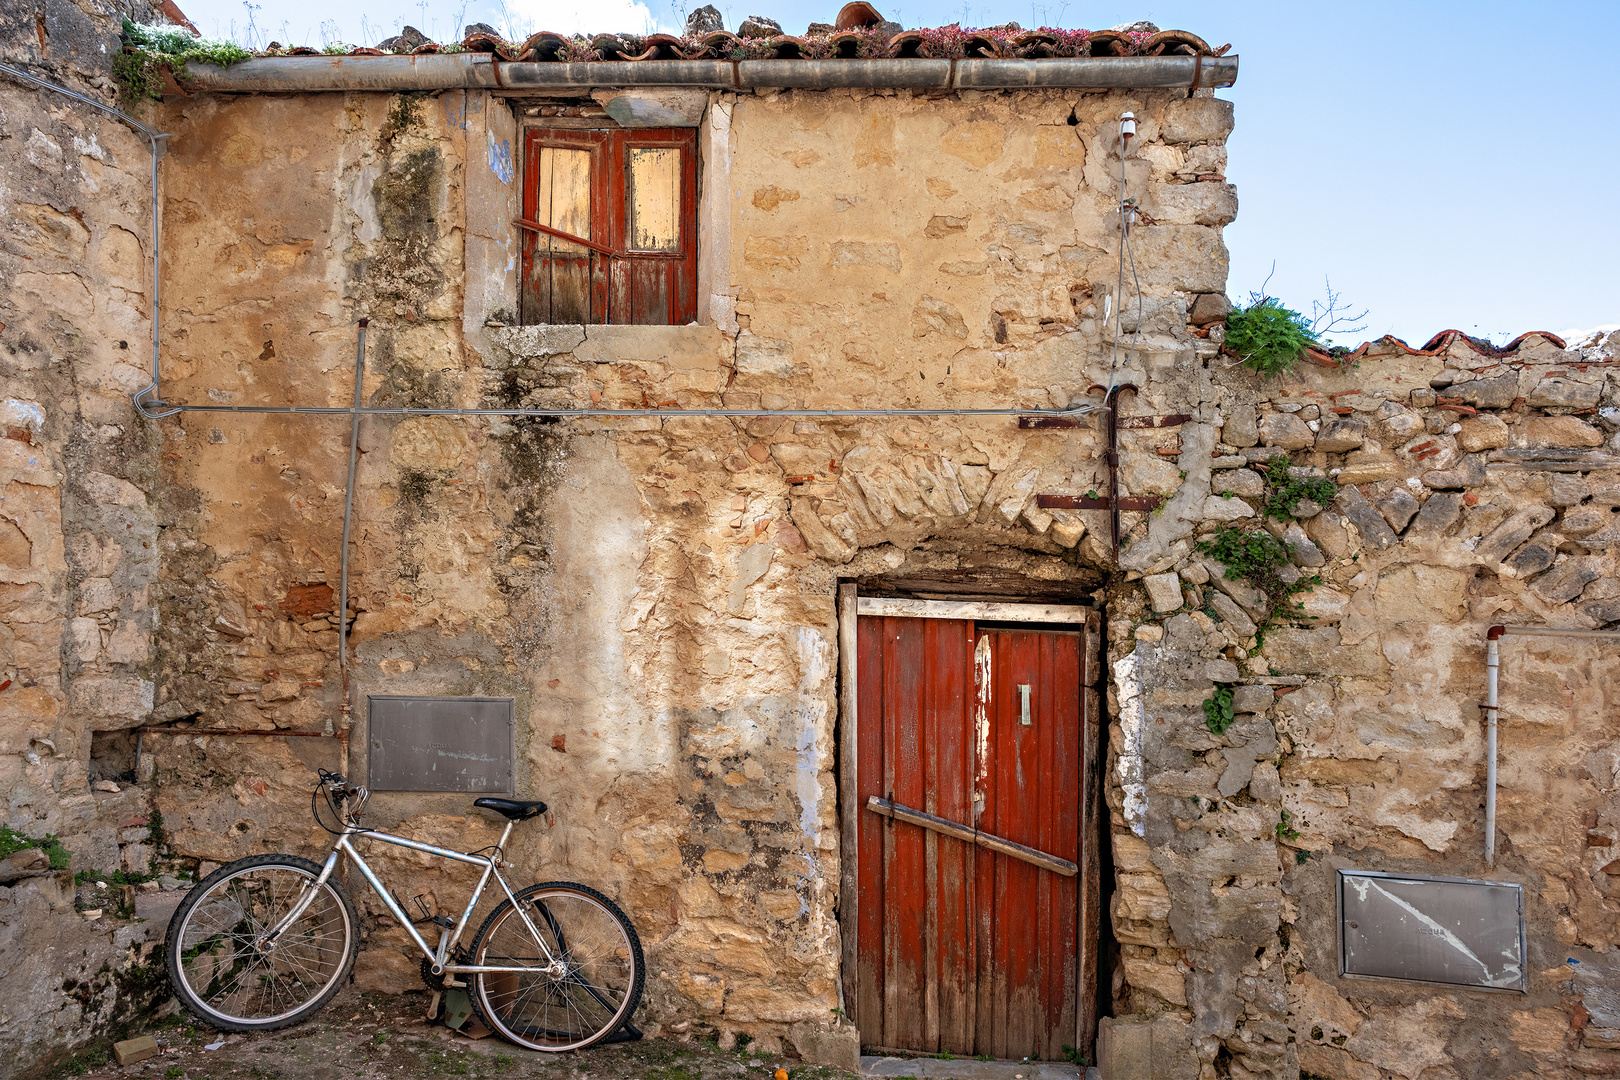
[855,616,1085,1060]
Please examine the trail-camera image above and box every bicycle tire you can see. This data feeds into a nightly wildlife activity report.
[164,854,358,1031]
[467,881,644,1052]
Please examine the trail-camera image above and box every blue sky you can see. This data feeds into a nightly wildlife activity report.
[177,0,1618,347]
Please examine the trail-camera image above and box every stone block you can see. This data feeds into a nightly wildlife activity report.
[1263,627,1385,678]
[787,1022,859,1071]
[1334,486,1397,549]
[1504,536,1558,578]
[1203,495,1255,521]
[1447,373,1518,408]
[1550,474,1591,506]
[1336,461,1396,485]
[1213,468,1265,498]
[1231,684,1273,713]
[1145,572,1185,613]
[1097,1016,1153,1080]
[1407,491,1464,536]
[1375,489,1420,533]
[1528,376,1602,409]
[1189,292,1229,326]
[1527,414,1604,448]
[1532,557,1601,604]
[1162,97,1235,143]
[1421,452,1486,490]
[1259,412,1314,450]
[1314,418,1368,453]
[1208,591,1257,639]
[1458,413,1512,451]
[114,1036,159,1066]
[1476,505,1556,562]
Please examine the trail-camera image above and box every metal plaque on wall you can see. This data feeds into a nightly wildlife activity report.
[367,696,514,794]
[1338,869,1526,992]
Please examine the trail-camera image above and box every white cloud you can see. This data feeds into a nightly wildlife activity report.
[494,0,673,39]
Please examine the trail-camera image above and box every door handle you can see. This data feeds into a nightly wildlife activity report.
[1018,684,1032,725]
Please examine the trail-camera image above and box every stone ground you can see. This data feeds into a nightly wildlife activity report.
[36,988,1098,1080]
[41,990,858,1080]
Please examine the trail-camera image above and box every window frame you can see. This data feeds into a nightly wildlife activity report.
[518,125,698,327]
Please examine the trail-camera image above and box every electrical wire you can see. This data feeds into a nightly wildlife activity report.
[147,402,1104,420]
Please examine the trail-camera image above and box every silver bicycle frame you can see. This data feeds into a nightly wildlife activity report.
[264,817,557,977]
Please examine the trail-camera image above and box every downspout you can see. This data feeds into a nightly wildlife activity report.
[336,321,367,763]
[1485,625,1502,865]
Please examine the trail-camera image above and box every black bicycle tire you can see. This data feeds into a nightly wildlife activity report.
[467,881,644,1052]
[164,853,358,1032]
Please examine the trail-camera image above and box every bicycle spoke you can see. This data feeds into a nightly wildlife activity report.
[171,862,353,1027]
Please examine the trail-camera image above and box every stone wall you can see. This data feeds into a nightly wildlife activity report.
[0,0,196,1071]
[120,79,1228,1069]
[1100,326,1620,1080]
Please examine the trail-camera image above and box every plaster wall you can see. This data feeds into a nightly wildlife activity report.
[129,82,1229,1063]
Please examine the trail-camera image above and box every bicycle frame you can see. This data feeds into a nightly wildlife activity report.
[262,817,558,981]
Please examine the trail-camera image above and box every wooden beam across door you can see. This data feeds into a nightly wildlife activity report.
[865,795,1079,877]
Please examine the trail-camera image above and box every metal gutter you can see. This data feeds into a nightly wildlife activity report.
[180,53,1236,93]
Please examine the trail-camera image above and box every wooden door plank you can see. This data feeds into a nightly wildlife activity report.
[856,615,887,1041]
[1001,631,1040,1061]
[972,630,998,1057]
[1033,633,1056,1061]
[884,617,929,1052]
[838,586,859,1031]
[936,620,974,1055]
[921,619,942,1053]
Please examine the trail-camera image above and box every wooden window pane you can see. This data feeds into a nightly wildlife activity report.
[537,146,593,254]
[626,147,680,252]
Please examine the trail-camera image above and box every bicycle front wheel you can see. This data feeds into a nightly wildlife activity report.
[164,854,357,1031]
[468,881,644,1051]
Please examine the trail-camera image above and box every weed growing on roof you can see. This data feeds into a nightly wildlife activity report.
[1196,525,1321,645]
[0,825,70,870]
[1224,297,1319,378]
[1258,454,1337,520]
[115,20,252,109]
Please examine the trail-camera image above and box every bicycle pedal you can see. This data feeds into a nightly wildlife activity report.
[443,976,467,988]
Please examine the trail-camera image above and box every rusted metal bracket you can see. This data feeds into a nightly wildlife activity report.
[866,795,1077,877]
[1017,412,1189,431]
[1036,494,1165,511]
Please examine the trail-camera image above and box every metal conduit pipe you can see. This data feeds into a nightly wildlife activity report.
[152,402,1105,420]
[336,321,368,737]
[0,62,173,419]
[1482,624,1620,865]
[179,54,1236,94]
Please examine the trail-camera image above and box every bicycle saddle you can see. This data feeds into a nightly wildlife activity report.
[473,797,548,821]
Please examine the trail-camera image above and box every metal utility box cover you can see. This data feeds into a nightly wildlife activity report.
[367,696,514,794]
[1338,869,1526,992]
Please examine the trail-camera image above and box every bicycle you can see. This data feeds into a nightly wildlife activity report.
[163,769,644,1051]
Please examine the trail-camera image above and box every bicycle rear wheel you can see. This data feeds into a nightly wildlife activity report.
[468,881,643,1051]
[164,854,357,1031]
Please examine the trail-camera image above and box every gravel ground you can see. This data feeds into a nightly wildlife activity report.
[42,989,860,1080]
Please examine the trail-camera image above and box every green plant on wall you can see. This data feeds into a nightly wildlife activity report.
[1258,454,1337,520]
[1196,525,1321,644]
[0,825,70,870]
[1223,298,1320,378]
[1202,684,1235,735]
[115,20,252,108]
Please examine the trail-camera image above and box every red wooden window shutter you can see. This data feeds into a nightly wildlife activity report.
[519,127,698,326]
